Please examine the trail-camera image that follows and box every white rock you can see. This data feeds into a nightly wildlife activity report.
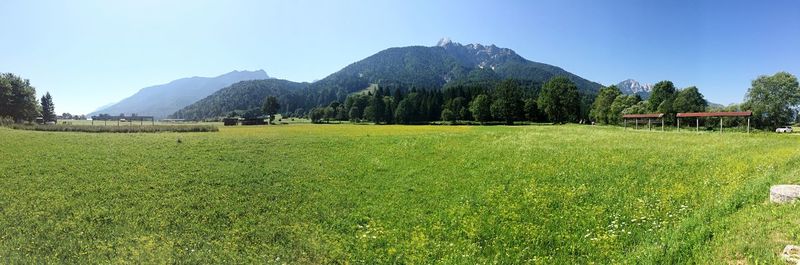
[770,185,800,204]
[782,245,800,264]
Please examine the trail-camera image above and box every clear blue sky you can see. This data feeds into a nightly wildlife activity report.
[1,0,798,114]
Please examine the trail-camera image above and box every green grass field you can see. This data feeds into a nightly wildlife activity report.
[0,124,798,263]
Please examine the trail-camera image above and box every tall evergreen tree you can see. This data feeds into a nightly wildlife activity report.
[383,96,396,124]
[41,92,56,122]
[491,79,524,124]
[371,89,386,123]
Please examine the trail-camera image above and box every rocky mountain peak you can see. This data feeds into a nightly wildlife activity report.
[616,79,653,98]
[436,37,456,47]
[435,39,519,70]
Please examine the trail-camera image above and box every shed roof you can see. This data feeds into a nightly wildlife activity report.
[676,111,752,118]
[622,113,664,119]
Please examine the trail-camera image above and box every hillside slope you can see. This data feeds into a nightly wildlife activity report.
[171,79,308,120]
[90,70,269,118]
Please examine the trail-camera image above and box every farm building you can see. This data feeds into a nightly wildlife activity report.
[240,118,266,126]
[223,118,239,126]
[676,111,752,133]
[622,111,753,133]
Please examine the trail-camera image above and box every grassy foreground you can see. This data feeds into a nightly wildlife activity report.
[0,124,798,263]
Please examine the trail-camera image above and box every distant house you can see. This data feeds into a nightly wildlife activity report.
[223,118,239,126]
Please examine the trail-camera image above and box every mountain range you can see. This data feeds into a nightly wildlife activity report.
[90,70,269,118]
[169,39,604,119]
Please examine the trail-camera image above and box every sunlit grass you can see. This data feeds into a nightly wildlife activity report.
[0,124,797,263]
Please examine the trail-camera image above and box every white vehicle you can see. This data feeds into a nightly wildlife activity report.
[776,126,793,133]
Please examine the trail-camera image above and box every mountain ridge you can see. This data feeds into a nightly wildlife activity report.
[171,39,605,119]
[90,70,269,118]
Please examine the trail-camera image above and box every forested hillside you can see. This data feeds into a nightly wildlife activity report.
[172,40,603,120]
[171,79,308,120]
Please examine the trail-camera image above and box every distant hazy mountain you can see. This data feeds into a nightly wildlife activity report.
[616,79,653,99]
[90,70,269,118]
[172,39,605,119]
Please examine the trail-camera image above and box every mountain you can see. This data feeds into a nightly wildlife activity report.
[90,70,269,118]
[171,79,309,120]
[308,39,602,104]
[171,39,604,119]
[616,79,652,99]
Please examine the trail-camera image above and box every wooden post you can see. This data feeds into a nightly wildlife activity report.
[696,118,699,132]
[677,118,680,132]
[635,119,638,129]
[648,119,652,131]
[747,117,750,133]
[661,118,664,131]
[720,117,723,134]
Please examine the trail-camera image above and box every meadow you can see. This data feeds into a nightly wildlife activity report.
[4,123,219,133]
[0,124,798,263]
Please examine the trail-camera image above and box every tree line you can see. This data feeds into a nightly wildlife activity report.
[589,81,708,125]
[298,71,799,130]
[303,77,592,125]
[588,72,800,130]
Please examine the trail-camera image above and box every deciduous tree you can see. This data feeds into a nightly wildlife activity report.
[538,76,580,123]
[262,96,280,123]
[744,72,800,129]
[648,81,676,112]
[469,94,492,123]
[590,85,622,124]
[672,86,707,113]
